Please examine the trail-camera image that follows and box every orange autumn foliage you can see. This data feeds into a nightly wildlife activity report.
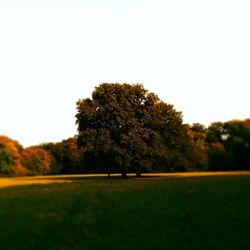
[21,147,53,175]
[0,136,28,176]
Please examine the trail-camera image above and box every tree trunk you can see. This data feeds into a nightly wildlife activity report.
[121,167,127,178]
[136,170,141,178]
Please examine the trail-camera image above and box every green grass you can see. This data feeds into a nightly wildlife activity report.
[1,175,250,250]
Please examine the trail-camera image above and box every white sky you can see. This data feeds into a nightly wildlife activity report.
[0,0,250,147]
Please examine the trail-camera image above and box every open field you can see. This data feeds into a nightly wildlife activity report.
[1,171,250,189]
[1,172,250,250]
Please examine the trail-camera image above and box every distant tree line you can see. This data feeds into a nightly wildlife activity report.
[1,83,250,177]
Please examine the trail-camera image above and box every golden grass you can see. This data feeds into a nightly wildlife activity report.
[143,171,250,178]
[0,174,116,188]
[0,177,72,188]
[1,171,250,189]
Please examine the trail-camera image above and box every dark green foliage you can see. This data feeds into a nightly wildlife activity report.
[35,117,250,174]
[41,137,85,174]
[76,83,190,176]
[206,122,226,144]
[187,123,208,171]
[1,175,250,250]
[223,120,250,169]
[0,143,15,175]
[40,142,65,174]
[206,119,250,170]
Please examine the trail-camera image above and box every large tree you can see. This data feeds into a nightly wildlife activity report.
[76,83,190,177]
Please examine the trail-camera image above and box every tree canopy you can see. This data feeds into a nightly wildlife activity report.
[41,137,85,174]
[206,119,250,170]
[21,147,53,175]
[76,83,191,177]
[0,136,28,176]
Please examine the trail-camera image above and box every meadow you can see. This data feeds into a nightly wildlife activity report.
[0,172,250,250]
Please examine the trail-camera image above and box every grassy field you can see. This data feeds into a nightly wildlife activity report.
[0,172,250,250]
